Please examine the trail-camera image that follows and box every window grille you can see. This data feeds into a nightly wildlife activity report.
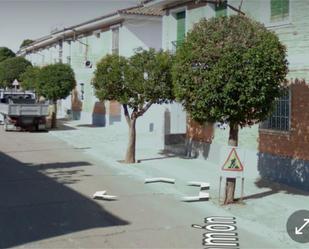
[260,89,290,131]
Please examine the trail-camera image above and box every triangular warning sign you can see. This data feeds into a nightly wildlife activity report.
[221,148,244,172]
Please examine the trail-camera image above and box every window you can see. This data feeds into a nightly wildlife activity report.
[176,11,186,45]
[215,1,227,17]
[94,31,101,38]
[112,27,119,55]
[58,41,63,63]
[170,10,186,53]
[260,89,290,131]
[271,0,289,22]
[66,56,71,65]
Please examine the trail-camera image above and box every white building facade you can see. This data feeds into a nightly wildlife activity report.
[19,5,169,135]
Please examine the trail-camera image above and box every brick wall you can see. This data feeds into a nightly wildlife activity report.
[109,101,121,116]
[92,102,106,114]
[71,88,82,112]
[186,118,214,143]
[164,118,214,158]
[259,79,309,161]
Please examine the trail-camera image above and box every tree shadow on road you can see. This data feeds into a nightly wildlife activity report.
[35,161,92,170]
[0,151,129,248]
[241,178,309,201]
[28,161,93,185]
[48,118,77,131]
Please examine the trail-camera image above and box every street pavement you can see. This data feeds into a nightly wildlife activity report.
[0,125,306,248]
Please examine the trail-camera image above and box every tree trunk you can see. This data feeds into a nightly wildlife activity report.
[228,122,239,147]
[51,100,57,129]
[124,118,136,164]
[224,177,236,204]
[224,122,239,204]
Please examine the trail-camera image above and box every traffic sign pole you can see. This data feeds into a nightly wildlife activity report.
[219,147,245,203]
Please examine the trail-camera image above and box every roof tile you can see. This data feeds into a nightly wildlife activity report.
[119,5,164,16]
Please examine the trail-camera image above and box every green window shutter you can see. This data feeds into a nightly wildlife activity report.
[282,0,289,18]
[176,11,186,45]
[215,1,227,17]
[271,0,289,21]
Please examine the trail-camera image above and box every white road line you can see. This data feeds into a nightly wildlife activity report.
[93,191,117,200]
[187,181,210,189]
[182,192,209,202]
[144,177,175,184]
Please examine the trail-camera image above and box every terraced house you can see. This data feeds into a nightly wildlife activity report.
[18,0,309,190]
[18,4,165,134]
[147,0,309,190]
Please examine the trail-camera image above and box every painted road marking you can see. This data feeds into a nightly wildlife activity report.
[187,181,210,189]
[182,181,210,202]
[93,191,117,200]
[192,216,239,248]
[144,177,175,184]
[182,192,209,202]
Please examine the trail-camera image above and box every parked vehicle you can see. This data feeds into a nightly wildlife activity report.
[0,90,48,131]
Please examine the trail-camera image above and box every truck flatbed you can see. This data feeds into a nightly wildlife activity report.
[0,103,48,116]
[0,90,49,131]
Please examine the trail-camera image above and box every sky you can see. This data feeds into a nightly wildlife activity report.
[0,0,139,52]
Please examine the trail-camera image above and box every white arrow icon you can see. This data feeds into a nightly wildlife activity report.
[295,218,309,235]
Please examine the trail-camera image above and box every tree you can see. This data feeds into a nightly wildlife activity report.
[0,57,32,88]
[92,49,174,163]
[172,15,288,204]
[20,39,34,49]
[0,47,15,63]
[20,66,41,92]
[37,63,76,128]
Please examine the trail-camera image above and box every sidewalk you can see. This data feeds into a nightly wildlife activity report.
[50,119,309,249]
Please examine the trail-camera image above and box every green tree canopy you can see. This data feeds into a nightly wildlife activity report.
[0,57,32,88]
[20,39,34,49]
[173,15,288,128]
[92,54,129,103]
[93,49,174,110]
[92,49,174,163]
[37,63,76,128]
[37,63,76,101]
[126,48,174,108]
[172,15,288,204]
[20,66,41,93]
[0,47,15,63]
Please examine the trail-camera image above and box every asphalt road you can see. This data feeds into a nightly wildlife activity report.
[0,127,285,248]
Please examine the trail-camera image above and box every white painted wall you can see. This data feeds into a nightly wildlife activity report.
[120,18,162,57]
[23,15,168,143]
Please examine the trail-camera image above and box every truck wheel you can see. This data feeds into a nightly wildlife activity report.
[3,116,11,132]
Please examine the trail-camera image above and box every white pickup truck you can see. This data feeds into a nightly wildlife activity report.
[0,90,49,131]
